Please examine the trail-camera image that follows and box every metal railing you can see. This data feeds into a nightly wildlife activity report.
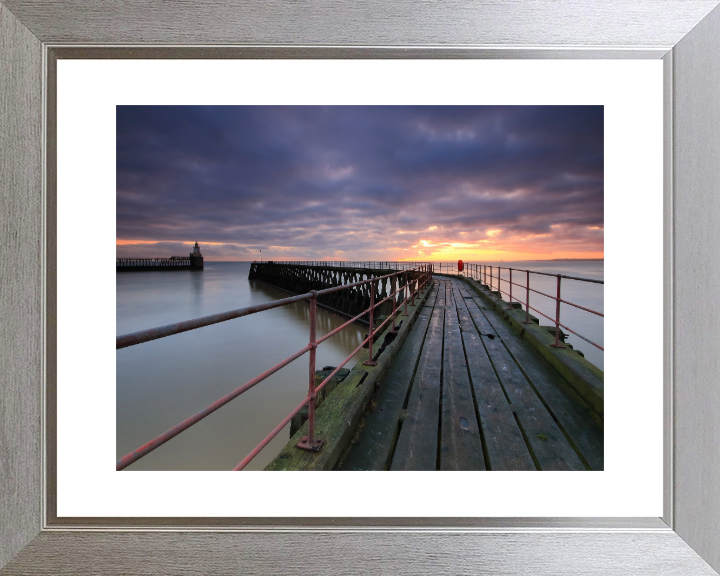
[116,264,433,471]
[434,262,603,351]
[281,261,431,270]
[117,257,191,267]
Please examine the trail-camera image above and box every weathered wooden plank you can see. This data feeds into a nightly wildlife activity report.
[440,287,486,470]
[338,284,439,470]
[391,283,446,470]
[265,285,434,471]
[460,285,586,471]
[460,285,604,471]
[453,287,536,471]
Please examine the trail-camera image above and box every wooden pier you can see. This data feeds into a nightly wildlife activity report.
[116,260,602,472]
[338,277,603,471]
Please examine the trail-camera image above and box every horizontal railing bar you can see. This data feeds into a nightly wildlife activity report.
[557,273,603,284]
[233,272,431,471]
[465,266,605,344]
[519,301,603,351]
[492,265,603,284]
[488,274,604,318]
[281,261,430,270]
[316,276,427,390]
[315,278,412,346]
[483,288,604,352]
[232,396,310,471]
[514,269,603,284]
[117,266,431,469]
[317,269,412,296]
[558,298,604,317]
[118,267,422,349]
[116,343,312,470]
[116,292,315,349]
[525,302,603,351]
[558,323,604,351]
[438,262,603,285]
[315,309,370,346]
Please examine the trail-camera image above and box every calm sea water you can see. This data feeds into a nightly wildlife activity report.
[116,261,366,471]
[462,259,604,370]
[117,259,603,471]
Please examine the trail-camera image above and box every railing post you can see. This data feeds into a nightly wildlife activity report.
[490,266,493,293]
[364,278,378,366]
[507,268,514,310]
[411,273,416,305]
[523,270,532,324]
[551,274,566,348]
[403,271,409,316]
[390,274,398,333]
[297,291,323,451]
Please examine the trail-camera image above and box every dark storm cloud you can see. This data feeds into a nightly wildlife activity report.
[116,105,603,258]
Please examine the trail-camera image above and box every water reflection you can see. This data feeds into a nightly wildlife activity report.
[116,262,366,471]
[249,280,366,353]
[467,260,604,370]
[117,260,603,472]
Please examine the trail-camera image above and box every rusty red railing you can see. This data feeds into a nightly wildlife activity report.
[434,262,603,352]
[284,261,428,270]
[116,264,433,471]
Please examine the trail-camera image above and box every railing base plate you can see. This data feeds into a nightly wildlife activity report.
[297,437,324,452]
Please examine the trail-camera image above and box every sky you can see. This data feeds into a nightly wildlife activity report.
[116,105,603,262]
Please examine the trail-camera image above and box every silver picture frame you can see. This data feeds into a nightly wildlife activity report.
[2,1,720,573]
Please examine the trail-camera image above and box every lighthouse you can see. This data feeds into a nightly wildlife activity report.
[189,241,204,270]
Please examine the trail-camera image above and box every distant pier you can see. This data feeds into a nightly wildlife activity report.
[116,242,204,272]
[248,261,414,326]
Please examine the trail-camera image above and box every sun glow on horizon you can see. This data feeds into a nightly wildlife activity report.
[117,238,603,263]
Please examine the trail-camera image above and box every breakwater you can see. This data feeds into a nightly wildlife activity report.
[116,257,204,272]
[248,262,422,326]
[117,242,204,272]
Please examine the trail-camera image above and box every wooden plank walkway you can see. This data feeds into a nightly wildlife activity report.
[338,278,603,471]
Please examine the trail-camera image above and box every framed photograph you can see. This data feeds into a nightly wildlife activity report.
[2,1,720,574]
